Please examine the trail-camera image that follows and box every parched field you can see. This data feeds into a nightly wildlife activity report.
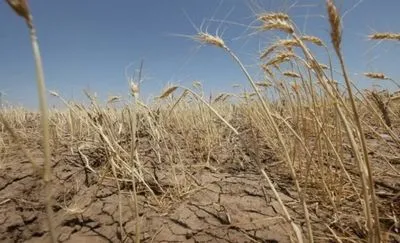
[0,103,399,242]
[1,0,400,242]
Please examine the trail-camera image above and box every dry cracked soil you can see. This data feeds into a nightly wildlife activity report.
[1,126,399,243]
[0,137,300,243]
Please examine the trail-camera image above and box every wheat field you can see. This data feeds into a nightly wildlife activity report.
[1,0,399,242]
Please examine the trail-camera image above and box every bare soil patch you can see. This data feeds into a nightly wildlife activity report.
[0,120,399,243]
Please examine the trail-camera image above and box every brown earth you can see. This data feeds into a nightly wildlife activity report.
[0,126,399,243]
[0,133,299,243]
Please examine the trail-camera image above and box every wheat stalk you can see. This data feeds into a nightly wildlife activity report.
[326,1,381,241]
[190,29,310,242]
[6,0,57,242]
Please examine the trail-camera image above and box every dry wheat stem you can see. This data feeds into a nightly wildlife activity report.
[191,29,313,240]
[222,43,314,243]
[0,113,39,172]
[327,1,381,241]
[292,30,373,243]
[184,87,239,135]
[7,1,59,240]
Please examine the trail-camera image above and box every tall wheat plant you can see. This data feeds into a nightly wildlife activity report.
[5,0,57,242]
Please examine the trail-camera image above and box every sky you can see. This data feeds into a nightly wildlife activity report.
[0,0,399,109]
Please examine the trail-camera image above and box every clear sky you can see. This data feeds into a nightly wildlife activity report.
[1,0,399,109]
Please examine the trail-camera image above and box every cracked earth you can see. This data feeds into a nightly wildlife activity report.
[1,123,399,243]
[0,138,301,243]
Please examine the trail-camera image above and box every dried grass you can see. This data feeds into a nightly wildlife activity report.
[2,2,399,243]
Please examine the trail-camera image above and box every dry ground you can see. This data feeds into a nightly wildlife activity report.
[2,0,400,242]
[0,113,399,243]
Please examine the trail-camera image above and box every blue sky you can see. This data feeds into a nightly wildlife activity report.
[1,0,399,109]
